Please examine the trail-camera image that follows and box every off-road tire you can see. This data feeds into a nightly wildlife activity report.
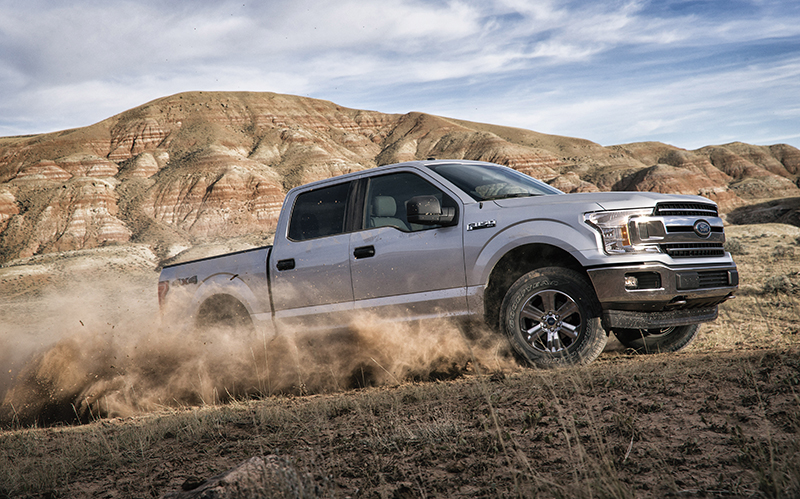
[500,267,607,368]
[613,325,699,354]
[196,294,254,335]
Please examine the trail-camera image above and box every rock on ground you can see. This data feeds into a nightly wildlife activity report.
[162,455,329,499]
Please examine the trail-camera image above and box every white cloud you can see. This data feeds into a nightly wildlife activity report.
[457,55,800,149]
[0,0,799,149]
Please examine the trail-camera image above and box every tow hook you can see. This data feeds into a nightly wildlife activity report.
[663,296,687,310]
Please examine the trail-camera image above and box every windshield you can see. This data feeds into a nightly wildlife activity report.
[426,163,563,201]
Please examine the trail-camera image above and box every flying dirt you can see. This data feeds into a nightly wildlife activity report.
[0,246,517,427]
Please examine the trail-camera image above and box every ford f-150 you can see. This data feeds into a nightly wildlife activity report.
[157,160,738,367]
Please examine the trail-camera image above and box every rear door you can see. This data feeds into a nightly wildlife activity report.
[349,170,468,320]
[269,181,355,330]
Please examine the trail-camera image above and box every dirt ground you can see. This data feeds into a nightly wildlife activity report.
[4,347,799,499]
[1,223,799,498]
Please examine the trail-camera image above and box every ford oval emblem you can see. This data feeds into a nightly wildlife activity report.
[693,220,712,238]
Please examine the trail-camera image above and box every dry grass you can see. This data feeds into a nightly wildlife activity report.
[1,348,798,498]
[1,223,799,498]
[697,224,800,353]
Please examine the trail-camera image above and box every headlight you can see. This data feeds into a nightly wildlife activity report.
[584,209,660,255]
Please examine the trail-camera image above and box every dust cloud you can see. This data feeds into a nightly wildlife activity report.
[1,268,517,427]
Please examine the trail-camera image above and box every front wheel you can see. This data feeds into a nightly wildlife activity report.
[613,325,699,354]
[500,267,607,368]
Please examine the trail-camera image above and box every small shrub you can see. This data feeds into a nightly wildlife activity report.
[771,245,795,259]
[724,238,748,255]
[762,275,794,294]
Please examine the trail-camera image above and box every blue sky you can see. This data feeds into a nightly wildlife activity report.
[1,0,799,150]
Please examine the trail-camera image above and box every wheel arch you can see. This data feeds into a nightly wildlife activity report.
[483,243,592,330]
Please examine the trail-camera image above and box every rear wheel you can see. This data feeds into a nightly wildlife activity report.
[613,325,699,354]
[196,294,254,335]
[500,267,607,368]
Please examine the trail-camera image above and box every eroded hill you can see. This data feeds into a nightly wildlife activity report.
[0,91,798,263]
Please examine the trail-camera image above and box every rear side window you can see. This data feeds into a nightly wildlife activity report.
[288,182,351,241]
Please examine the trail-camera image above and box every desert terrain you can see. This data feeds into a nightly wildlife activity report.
[0,92,799,497]
[0,222,798,498]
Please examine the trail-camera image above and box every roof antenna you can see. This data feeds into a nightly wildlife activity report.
[427,157,436,160]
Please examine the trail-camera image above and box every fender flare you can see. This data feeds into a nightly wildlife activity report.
[470,219,596,287]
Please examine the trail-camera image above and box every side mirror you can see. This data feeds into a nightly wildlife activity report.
[406,195,456,225]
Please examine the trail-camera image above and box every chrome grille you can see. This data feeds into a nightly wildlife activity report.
[654,202,718,217]
[660,243,725,258]
[665,225,724,234]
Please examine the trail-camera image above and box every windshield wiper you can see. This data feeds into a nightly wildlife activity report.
[487,192,539,200]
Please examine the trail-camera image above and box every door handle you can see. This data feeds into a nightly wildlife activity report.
[276,258,295,271]
[353,245,376,259]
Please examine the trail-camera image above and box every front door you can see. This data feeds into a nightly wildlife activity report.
[350,171,467,320]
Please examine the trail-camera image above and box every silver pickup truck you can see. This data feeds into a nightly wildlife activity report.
[158,160,738,367]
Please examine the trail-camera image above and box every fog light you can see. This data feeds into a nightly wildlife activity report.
[624,275,638,289]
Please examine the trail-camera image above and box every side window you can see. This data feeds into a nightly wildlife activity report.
[364,172,457,232]
[288,182,351,241]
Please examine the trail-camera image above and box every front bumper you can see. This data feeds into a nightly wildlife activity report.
[587,262,738,329]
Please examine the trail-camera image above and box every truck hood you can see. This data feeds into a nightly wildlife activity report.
[493,191,715,212]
